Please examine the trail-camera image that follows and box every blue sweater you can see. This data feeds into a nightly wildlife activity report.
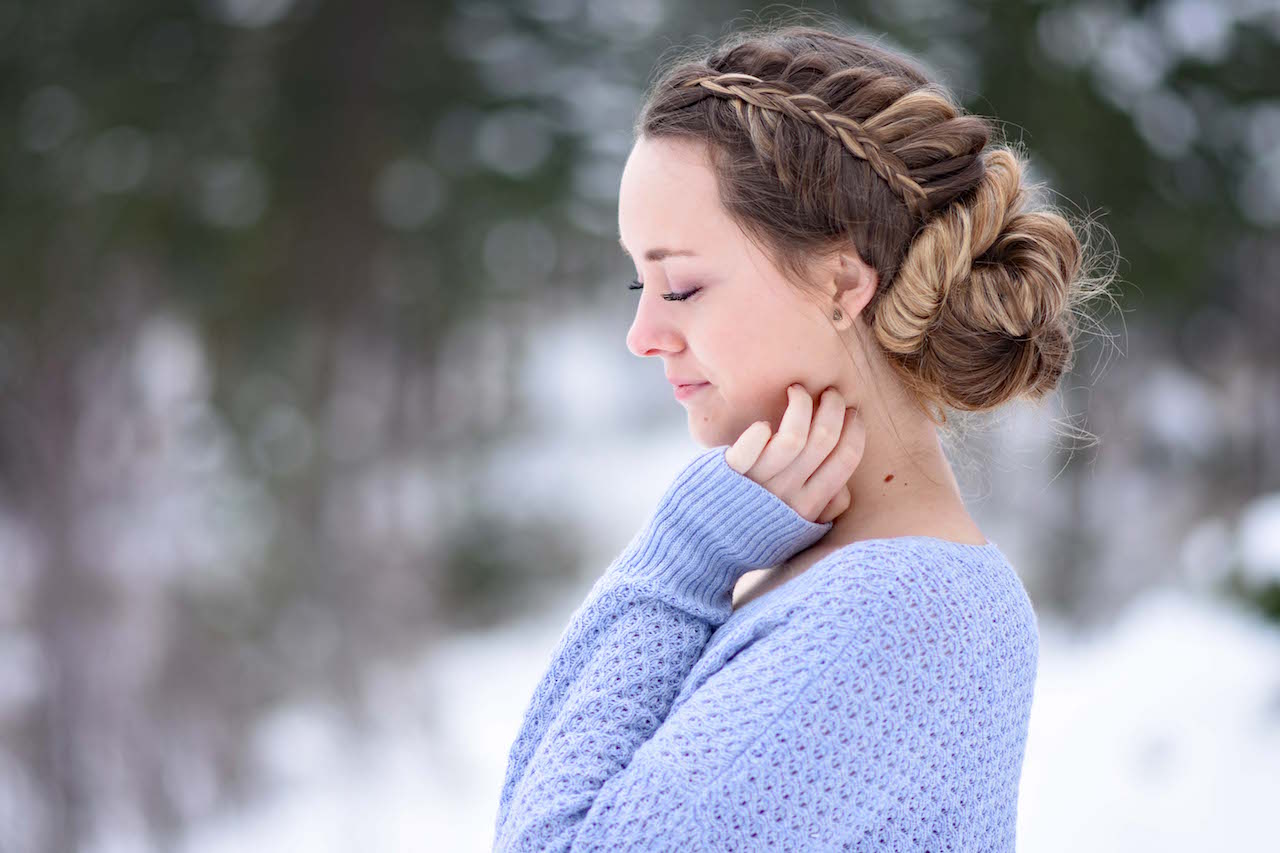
[493,445,1038,851]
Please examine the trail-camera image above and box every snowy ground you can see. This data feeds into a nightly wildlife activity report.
[170,579,1280,853]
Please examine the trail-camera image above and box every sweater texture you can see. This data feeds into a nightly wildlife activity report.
[493,445,1039,851]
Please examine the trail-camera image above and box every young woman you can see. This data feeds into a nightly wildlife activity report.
[494,21,1110,852]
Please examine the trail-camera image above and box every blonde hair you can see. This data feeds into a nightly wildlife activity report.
[637,20,1117,427]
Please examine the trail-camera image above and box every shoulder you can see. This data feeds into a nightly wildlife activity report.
[792,537,1039,672]
[822,536,1032,607]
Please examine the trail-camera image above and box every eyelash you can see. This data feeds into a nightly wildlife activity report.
[628,278,702,301]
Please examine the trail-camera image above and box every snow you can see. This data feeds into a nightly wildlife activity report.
[1020,586,1280,851]
[1239,492,1280,585]
[169,583,1280,852]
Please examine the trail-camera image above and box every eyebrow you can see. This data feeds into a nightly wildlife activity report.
[617,235,698,262]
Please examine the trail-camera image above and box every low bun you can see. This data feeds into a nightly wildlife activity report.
[873,146,1093,423]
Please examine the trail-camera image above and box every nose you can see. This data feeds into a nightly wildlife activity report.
[625,293,683,358]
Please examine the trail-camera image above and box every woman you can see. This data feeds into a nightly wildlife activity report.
[494,21,1110,852]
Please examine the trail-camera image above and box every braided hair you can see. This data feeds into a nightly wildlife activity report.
[676,71,930,217]
[635,24,1113,425]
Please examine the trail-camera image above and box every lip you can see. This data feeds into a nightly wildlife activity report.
[673,382,710,401]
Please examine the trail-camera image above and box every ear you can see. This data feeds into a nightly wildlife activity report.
[829,251,878,331]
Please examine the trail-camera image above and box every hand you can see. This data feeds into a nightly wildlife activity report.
[723,384,865,525]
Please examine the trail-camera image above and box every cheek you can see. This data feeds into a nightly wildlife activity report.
[709,370,796,436]
[695,304,826,428]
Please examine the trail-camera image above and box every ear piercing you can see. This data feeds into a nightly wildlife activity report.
[833,308,843,321]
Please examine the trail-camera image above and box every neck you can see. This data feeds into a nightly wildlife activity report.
[823,399,974,546]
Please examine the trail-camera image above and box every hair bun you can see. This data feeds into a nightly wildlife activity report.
[872,146,1092,419]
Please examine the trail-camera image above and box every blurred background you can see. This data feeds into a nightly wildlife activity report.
[1,0,1278,850]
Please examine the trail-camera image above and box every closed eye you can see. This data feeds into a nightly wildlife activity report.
[628,278,702,302]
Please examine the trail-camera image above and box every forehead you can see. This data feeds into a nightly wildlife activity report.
[617,136,724,243]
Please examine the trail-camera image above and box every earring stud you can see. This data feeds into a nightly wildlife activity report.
[832,308,843,322]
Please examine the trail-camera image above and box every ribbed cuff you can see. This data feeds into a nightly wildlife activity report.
[609,446,833,620]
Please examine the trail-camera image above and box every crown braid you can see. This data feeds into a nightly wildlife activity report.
[676,71,929,218]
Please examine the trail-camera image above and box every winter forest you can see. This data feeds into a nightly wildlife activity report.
[1,0,1279,850]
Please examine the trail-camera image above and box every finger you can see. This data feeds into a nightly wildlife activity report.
[799,407,865,516]
[748,384,812,482]
[815,485,851,524]
[724,421,772,478]
[765,387,846,502]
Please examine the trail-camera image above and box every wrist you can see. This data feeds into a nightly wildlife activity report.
[612,446,832,609]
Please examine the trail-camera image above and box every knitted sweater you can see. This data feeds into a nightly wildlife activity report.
[493,445,1039,852]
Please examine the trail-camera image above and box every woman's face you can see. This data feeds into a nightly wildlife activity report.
[618,134,867,449]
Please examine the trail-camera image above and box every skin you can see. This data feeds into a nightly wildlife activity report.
[617,135,987,605]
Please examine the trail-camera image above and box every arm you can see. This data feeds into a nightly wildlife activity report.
[493,445,833,851]
[563,548,1036,852]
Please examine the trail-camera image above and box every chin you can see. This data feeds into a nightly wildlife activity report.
[685,403,753,451]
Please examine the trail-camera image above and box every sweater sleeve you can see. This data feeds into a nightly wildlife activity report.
[492,445,834,852]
